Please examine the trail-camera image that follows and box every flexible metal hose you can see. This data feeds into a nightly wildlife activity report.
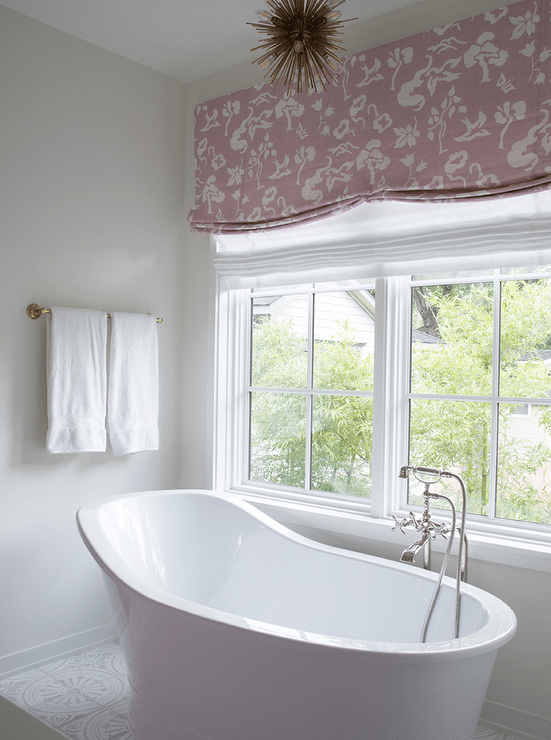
[420,493,456,643]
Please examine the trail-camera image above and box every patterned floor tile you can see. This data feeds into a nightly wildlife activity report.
[43,644,127,679]
[0,667,49,704]
[42,668,127,710]
[7,670,123,716]
[474,728,505,739]
[0,641,527,740]
[57,705,134,740]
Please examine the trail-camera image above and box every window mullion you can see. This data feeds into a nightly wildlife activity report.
[371,275,410,518]
[305,290,315,491]
[488,271,501,520]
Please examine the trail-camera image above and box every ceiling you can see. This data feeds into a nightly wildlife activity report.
[0,0,424,83]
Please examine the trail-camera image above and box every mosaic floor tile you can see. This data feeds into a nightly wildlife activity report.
[43,643,127,678]
[0,641,526,740]
[57,705,134,740]
[0,667,48,704]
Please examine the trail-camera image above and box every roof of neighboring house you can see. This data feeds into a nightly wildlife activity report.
[519,349,551,363]
[412,328,443,344]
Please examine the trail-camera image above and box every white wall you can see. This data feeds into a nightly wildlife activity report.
[184,0,551,735]
[0,5,186,672]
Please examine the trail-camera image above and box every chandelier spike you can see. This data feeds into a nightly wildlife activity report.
[248,0,356,95]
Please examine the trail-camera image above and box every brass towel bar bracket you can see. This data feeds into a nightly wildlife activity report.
[27,303,163,323]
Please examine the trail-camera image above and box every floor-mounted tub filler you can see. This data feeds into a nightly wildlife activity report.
[77,490,516,740]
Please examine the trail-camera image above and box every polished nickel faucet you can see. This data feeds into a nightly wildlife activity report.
[393,465,469,642]
[392,475,452,570]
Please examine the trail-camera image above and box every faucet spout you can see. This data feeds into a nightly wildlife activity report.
[399,549,416,563]
[400,531,431,564]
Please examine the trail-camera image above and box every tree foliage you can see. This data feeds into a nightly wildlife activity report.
[412,279,551,523]
[311,323,373,496]
[250,318,373,496]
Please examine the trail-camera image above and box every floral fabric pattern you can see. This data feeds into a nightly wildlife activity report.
[189,0,551,233]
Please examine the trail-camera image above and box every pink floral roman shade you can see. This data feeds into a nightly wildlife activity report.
[189,0,551,234]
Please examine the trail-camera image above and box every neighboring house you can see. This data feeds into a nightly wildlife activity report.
[254,285,442,357]
[253,287,376,356]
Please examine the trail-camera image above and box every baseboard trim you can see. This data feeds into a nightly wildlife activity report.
[481,699,551,740]
[0,624,117,678]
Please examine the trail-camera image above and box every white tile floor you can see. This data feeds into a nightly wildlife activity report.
[0,641,524,740]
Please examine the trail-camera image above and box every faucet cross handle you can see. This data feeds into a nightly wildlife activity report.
[427,519,451,539]
[391,512,419,534]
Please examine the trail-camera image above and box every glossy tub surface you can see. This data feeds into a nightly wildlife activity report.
[77,489,516,740]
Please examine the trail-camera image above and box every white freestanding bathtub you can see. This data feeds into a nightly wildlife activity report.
[77,489,516,740]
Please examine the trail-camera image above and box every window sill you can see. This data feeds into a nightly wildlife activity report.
[232,486,551,574]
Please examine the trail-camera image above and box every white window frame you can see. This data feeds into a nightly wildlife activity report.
[212,271,551,573]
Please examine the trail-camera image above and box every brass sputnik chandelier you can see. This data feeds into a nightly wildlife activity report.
[249,0,355,95]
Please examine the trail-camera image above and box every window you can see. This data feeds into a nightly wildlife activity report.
[409,269,551,527]
[217,267,551,541]
[249,283,375,498]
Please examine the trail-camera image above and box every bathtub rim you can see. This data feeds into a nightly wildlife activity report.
[76,488,517,661]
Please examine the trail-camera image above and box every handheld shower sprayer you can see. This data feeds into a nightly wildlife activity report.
[399,464,454,480]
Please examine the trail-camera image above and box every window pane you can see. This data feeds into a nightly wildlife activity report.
[249,392,306,488]
[312,395,372,498]
[411,283,493,396]
[497,403,551,524]
[499,278,551,399]
[409,399,491,516]
[251,294,308,388]
[313,291,374,391]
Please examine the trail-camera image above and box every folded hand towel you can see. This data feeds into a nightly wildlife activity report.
[46,307,108,454]
[107,312,159,456]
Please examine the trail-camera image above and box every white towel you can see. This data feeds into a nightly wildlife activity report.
[107,312,159,456]
[46,307,108,454]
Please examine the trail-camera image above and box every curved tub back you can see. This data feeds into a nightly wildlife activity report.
[94,492,265,604]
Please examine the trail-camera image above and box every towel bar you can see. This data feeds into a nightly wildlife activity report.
[27,304,163,323]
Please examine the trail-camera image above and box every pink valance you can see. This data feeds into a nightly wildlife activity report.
[189,0,551,234]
